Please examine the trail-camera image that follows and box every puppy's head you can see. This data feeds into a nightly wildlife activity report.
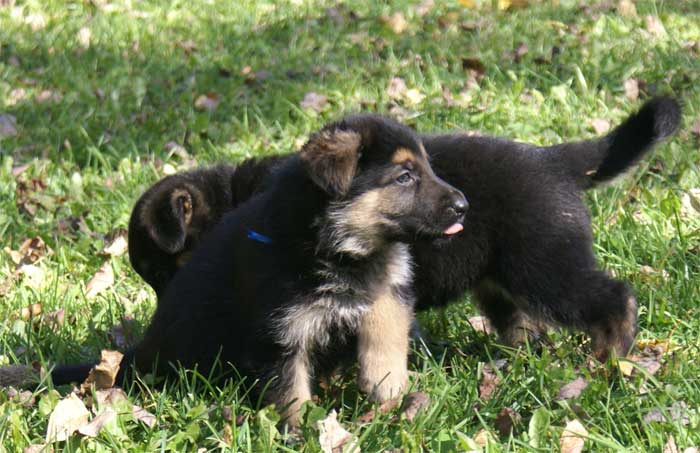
[301,114,467,253]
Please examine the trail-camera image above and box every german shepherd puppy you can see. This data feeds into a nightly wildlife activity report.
[126,97,681,361]
[54,114,468,426]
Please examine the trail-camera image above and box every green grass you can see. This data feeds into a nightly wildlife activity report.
[1,0,699,450]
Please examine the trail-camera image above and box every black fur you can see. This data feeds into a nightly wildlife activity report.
[122,97,681,362]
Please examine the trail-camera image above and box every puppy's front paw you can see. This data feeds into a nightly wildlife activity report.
[358,363,408,402]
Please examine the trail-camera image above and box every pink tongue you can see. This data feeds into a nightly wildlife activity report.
[443,223,464,235]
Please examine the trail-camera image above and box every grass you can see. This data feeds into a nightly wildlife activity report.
[1,0,699,450]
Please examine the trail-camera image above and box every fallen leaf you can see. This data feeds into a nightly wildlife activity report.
[102,235,127,257]
[617,0,637,17]
[498,0,529,11]
[176,39,197,53]
[77,407,117,437]
[85,262,114,299]
[692,119,700,136]
[618,354,661,377]
[356,396,401,423]
[23,445,53,453]
[194,93,220,111]
[387,77,408,100]
[513,42,529,63]
[683,448,699,453]
[77,27,92,49]
[380,12,408,34]
[7,88,26,106]
[400,391,430,422]
[20,303,43,319]
[416,0,435,16]
[300,92,328,112]
[318,410,358,453]
[6,386,35,407]
[559,419,587,453]
[643,401,690,425]
[479,364,500,401]
[590,118,611,134]
[35,90,62,103]
[459,0,476,6]
[39,308,65,331]
[20,264,46,289]
[468,316,494,334]
[681,189,700,219]
[25,13,46,31]
[46,393,90,442]
[0,114,18,139]
[556,377,588,401]
[664,435,679,453]
[645,15,666,37]
[133,405,157,428]
[222,423,233,445]
[473,429,491,446]
[81,350,124,391]
[404,88,425,105]
[624,78,639,101]
[94,387,129,408]
[495,407,521,436]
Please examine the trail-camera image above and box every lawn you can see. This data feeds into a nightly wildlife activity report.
[1,0,699,451]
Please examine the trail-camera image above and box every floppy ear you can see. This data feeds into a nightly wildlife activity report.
[142,187,194,254]
[299,128,362,196]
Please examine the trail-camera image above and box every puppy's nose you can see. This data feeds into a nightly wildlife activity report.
[450,192,468,216]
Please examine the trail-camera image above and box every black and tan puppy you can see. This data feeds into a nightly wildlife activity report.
[55,114,467,426]
[126,97,681,361]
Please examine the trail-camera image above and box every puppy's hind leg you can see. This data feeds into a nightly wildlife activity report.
[473,281,545,348]
[358,291,412,402]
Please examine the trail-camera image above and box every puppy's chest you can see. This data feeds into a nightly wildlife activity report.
[275,243,413,351]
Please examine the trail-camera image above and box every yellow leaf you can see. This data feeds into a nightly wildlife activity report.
[459,0,476,7]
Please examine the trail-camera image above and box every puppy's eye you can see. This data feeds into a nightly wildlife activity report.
[395,172,413,185]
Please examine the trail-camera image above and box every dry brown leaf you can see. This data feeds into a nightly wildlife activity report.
[495,407,521,436]
[624,78,639,101]
[194,93,221,111]
[20,303,43,319]
[85,262,114,299]
[6,386,35,407]
[356,396,401,423]
[560,419,587,453]
[619,354,661,377]
[133,405,157,428]
[7,88,26,106]
[473,429,491,446]
[416,0,435,16]
[23,445,53,453]
[0,113,18,139]
[387,77,408,100]
[683,448,699,453]
[468,315,494,334]
[77,27,92,49]
[107,317,138,349]
[300,92,328,112]
[81,350,124,392]
[379,12,408,34]
[77,407,117,437]
[479,364,500,401]
[176,39,197,53]
[643,401,690,425]
[617,0,637,17]
[40,308,65,331]
[318,409,358,453]
[404,89,425,106]
[20,264,46,289]
[556,377,588,401]
[590,118,611,134]
[25,13,46,31]
[35,90,62,103]
[645,15,666,37]
[400,392,430,422]
[664,435,680,453]
[681,189,700,219]
[222,423,233,445]
[46,393,90,442]
[102,235,128,257]
[498,0,529,11]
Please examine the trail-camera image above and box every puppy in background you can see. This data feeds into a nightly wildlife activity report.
[126,97,681,361]
[53,114,467,426]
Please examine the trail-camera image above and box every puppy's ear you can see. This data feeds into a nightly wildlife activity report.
[299,128,362,196]
[142,187,194,254]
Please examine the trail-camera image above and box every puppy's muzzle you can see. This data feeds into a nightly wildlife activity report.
[443,189,468,235]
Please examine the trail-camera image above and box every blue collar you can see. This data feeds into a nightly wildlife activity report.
[246,228,273,244]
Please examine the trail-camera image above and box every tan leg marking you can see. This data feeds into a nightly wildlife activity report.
[279,353,312,427]
[357,291,412,401]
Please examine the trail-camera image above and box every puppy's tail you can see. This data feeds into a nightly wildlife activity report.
[551,96,681,189]
[50,349,135,386]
